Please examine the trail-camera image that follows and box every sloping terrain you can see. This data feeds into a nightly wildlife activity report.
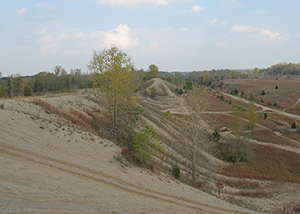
[0,94,260,214]
[1,78,300,213]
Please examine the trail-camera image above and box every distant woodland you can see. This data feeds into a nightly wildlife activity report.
[0,62,299,98]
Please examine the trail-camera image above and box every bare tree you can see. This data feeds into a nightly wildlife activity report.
[226,105,252,163]
[181,86,215,184]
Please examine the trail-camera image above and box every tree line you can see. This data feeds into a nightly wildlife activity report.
[0,63,159,98]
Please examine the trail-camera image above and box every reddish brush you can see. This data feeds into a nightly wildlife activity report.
[0,103,4,109]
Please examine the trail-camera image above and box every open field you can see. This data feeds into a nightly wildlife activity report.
[220,76,300,110]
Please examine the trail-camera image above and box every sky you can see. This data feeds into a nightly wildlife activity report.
[0,0,299,77]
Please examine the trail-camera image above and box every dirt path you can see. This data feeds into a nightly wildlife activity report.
[218,91,300,121]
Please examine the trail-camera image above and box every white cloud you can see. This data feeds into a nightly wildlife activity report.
[102,24,139,49]
[58,32,87,40]
[216,42,227,48]
[38,35,56,43]
[221,0,244,8]
[179,27,191,32]
[231,25,257,33]
[14,7,29,15]
[98,0,175,7]
[35,3,55,9]
[191,5,204,14]
[40,43,60,54]
[260,28,280,39]
[139,41,164,54]
[206,19,219,26]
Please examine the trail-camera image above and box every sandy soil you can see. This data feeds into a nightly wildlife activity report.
[0,95,261,214]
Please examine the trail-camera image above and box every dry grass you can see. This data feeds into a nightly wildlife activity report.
[220,77,300,109]
[252,128,295,147]
[223,178,260,189]
[222,144,300,183]
[33,98,94,133]
[237,190,268,197]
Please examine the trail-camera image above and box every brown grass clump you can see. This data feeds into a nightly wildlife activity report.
[223,178,260,189]
[238,190,268,197]
[0,103,4,109]
[222,144,300,183]
[121,147,130,156]
[33,98,94,133]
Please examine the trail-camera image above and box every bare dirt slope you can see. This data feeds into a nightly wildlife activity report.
[0,96,260,214]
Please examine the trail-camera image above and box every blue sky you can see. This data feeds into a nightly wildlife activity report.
[1,0,299,77]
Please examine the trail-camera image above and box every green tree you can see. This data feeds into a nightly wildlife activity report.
[260,97,264,103]
[292,121,297,129]
[264,112,268,120]
[132,126,163,164]
[149,64,159,79]
[275,85,278,89]
[262,90,266,95]
[185,81,193,90]
[88,44,140,138]
[249,94,254,100]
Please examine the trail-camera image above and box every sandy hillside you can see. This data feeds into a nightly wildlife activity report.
[0,94,261,214]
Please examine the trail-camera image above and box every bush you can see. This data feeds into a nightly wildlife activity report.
[249,94,254,100]
[220,95,225,101]
[267,101,271,106]
[0,103,4,109]
[178,88,183,95]
[264,112,268,120]
[275,85,278,89]
[262,90,266,95]
[292,121,297,129]
[150,87,157,98]
[212,129,221,142]
[173,164,180,179]
[228,99,232,105]
[260,97,264,103]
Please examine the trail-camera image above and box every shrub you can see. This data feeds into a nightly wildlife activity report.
[260,97,264,103]
[178,88,183,95]
[292,121,297,129]
[220,95,225,101]
[150,87,157,98]
[173,164,180,179]
[249,94,254,100]
[212,129,221,142]
[275,85,278,89]
[228,99,232,105]
[241,91,244,97]
[274,101,278,107]
[264,112,268,120]
[262,90,266,95]
[0,103,4,109]
[267,101,271,106]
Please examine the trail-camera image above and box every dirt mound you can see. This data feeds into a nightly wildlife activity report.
[146,78,176,97]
